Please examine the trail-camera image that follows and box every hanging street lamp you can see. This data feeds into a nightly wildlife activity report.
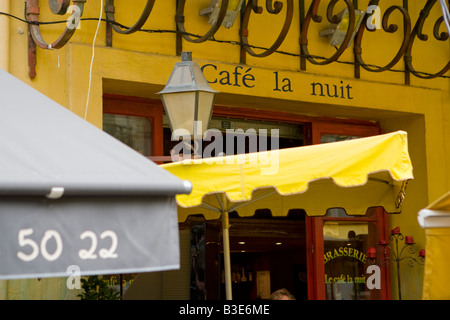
[158,51,217,145]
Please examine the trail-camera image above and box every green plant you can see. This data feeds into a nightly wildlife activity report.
[78,275,120,300]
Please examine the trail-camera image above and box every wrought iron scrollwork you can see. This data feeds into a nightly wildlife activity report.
[105,0,155,34]
[405,0,450,79]
[370,231,425,300]
[300,0,356,65]
[240,0,294,58]
[354,1,411,73]
[26,0,86,50]
[176,0,230,43]
[24,0,449,82]
[434,16,450,41]
[26,0,86,78]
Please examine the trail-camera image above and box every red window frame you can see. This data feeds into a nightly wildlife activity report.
[311,119,382,145]
[103,94,165,162]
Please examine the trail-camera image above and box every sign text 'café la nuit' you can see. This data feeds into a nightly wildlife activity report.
[201,63,355,100]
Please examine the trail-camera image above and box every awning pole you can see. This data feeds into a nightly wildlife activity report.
[222,210,232,300]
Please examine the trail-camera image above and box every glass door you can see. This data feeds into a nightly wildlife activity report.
[323,213,381,300]
[308,207,391,300]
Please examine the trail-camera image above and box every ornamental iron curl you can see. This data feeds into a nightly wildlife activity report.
[405,0,450,79]
[26,0,86,50]
[176,0,230,43]
[26,0,86,78]
[354,1,411,73]
[105,0,155,34]
[434,16,450,40]
[240,0,294,58]
[300,0,356,65]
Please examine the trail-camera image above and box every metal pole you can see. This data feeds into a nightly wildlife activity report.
[222,210,232,300]
[394,236,402,300]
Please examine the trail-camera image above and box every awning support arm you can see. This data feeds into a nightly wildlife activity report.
[199,202,222,213]
[396,180,409,209]
[228,189,277,212]
[368,177,391,185]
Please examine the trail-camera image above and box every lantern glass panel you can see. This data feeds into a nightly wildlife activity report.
[162,91,196,137]
[197,91,215,132]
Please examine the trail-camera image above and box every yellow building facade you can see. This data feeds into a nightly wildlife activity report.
[0,0,448,300]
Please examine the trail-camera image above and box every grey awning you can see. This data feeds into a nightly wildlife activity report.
[0,69,191,198]
[0,69,191,279]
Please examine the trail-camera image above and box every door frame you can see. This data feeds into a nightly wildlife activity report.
[306,208,392,300]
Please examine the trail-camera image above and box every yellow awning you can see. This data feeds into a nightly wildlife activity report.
[162,130,413,300]
[162,130,413,221]
[418,191,450,300]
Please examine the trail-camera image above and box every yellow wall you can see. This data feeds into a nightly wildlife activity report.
[2,0,449,300]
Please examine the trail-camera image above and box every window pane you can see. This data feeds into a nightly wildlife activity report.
[163,116,304,157]
[326,208,376,218]
[320,134,361,144]
[326,208,349,217]
[103,114,152,156]
[323,221,380,300]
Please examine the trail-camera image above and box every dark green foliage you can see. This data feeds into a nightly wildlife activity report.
[78,275,120,300]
